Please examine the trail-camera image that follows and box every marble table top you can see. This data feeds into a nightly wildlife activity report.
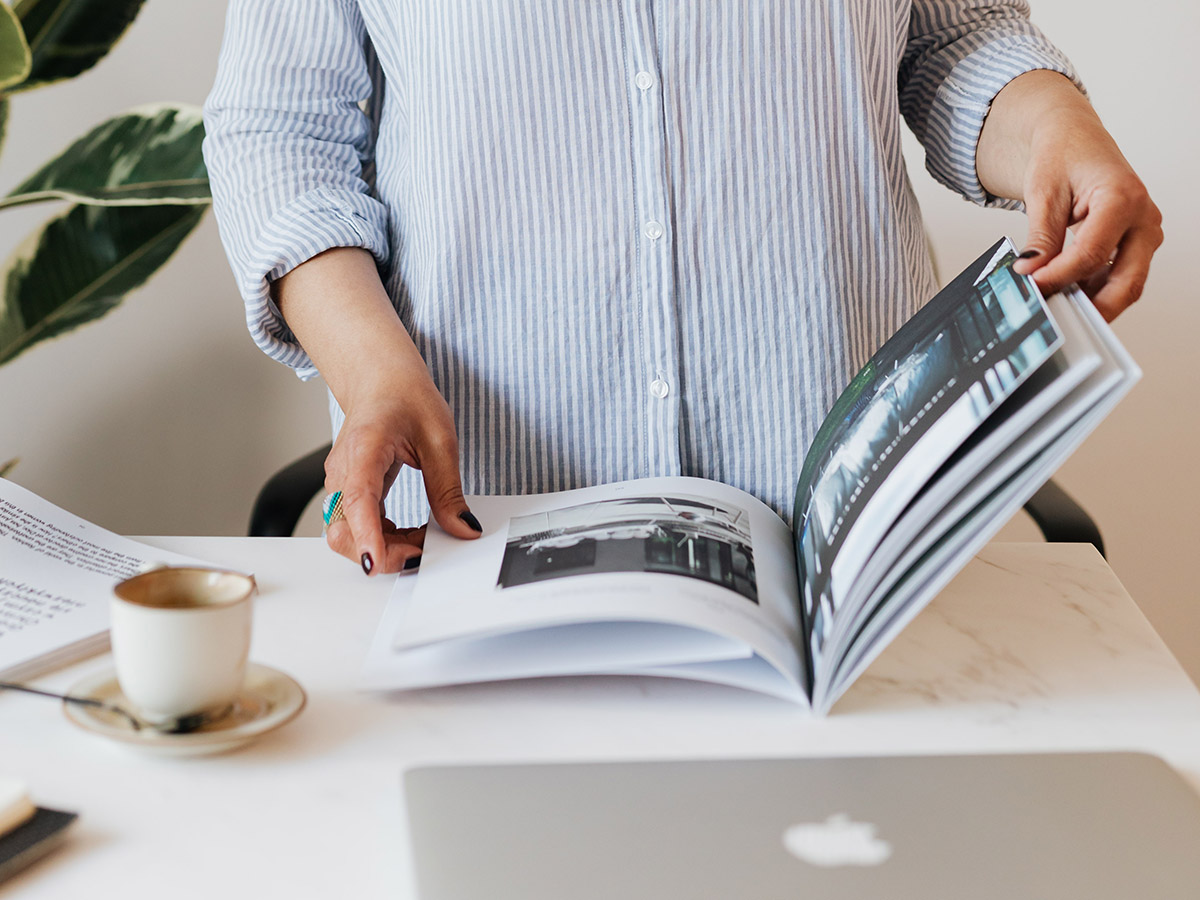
[3,538,1198,898]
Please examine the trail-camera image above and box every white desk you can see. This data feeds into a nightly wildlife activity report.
[4,539,1200,898]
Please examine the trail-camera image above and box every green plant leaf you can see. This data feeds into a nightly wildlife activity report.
[0,2,32,90]
[0,96,8,156]
[0,457,17,478]
[10,0,145,91]
[1,104,210,209]
[0,202,205,365]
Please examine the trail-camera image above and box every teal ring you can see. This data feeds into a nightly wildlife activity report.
[321,491,345,529]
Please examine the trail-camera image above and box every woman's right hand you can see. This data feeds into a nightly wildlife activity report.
[322,366,483,575]
[273,247,483,575]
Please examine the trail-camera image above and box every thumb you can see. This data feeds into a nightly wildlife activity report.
[1013,180,1071,279]
[418,435,483,540]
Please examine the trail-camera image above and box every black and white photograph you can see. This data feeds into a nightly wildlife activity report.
[496,495,758,603]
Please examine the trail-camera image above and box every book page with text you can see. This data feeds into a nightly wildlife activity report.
[0,479,204,680]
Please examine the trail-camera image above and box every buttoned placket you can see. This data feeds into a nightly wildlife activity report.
[621,0,682,477]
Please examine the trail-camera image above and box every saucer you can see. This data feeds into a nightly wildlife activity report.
[63,663,306,756]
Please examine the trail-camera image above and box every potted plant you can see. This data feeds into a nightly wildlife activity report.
[0,0,210,472]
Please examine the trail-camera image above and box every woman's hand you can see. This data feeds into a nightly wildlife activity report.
[322,365,482,575]
[976,70,1163,321]
[274,248,482,575]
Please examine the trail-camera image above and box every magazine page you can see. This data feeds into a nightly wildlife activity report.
[792,238,1062,679]
[821,291,1105,663]
[385,476,806,691]
[0,478,203,680]
[813,287,1140,713]
[819,408,1115,714]
[616,653,810,704]
[361,609,755,692]
[817,354,1115,695]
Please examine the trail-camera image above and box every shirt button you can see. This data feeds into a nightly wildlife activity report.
[650,379,670,399]
[634,71,654,91]
[643,220,664,241]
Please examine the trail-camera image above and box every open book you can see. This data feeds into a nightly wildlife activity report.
[0,479,205,682]
[362,239,1140,713]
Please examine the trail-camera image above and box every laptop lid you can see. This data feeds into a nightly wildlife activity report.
[404,752,1200,900]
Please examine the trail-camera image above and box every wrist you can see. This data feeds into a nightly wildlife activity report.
[977,69,1093,201]
[273,247,435,411]
[332,330,439,418]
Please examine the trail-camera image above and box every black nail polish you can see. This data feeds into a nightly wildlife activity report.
[459,510,483,533]
[1018,249,1041,260]
[403,555,422,571]
[361,552,374,575]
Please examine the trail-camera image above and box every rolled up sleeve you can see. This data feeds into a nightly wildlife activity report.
[900,1,1084,210]
[202,0,389,379]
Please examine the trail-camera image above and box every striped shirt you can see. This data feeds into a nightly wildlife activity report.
[203,1,1079,527]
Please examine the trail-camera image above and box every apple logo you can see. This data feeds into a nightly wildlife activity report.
[782,813,893,867]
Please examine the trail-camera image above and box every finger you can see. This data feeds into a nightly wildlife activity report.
[325,518,423,575]
[1027,192,1130,297]
[1085,226,1161,322]
[1013,179,1071,277]
[1078,265,1110,301]
[416,431,483,540]
[334,438,397,575]
[324,488,384,573]
[382,524,427,575]
[324,515,356,563]
[319,447,364,568]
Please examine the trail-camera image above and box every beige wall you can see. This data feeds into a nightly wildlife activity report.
[1,2,1196,679]
[0,1,331,538]
[905,2,1200,684]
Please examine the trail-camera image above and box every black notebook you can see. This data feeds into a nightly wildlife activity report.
[0,786,77,884]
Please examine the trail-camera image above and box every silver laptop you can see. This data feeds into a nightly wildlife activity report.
[404,752,1200,899]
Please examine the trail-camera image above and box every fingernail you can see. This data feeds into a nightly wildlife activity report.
[361,552,374,575]
[459,510,483,533]
[1018,249,1041,260]
[403,555,422,571]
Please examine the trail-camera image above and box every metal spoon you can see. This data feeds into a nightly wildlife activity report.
[0,681,209,734]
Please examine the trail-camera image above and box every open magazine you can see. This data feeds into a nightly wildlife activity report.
[362,239,1140,714]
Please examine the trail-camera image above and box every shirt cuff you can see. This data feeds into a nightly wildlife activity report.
[240,187,390,380]
[922,35,1085,211]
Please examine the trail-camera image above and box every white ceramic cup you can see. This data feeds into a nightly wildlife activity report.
[110,567,255,724]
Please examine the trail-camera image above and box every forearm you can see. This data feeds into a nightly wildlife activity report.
[275,246,478,571]
[273,248,428,416]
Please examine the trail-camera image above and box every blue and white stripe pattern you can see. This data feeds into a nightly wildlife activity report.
[203,1,1079,527]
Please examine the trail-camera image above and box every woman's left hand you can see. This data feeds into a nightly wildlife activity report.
[977,70,1163,321]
